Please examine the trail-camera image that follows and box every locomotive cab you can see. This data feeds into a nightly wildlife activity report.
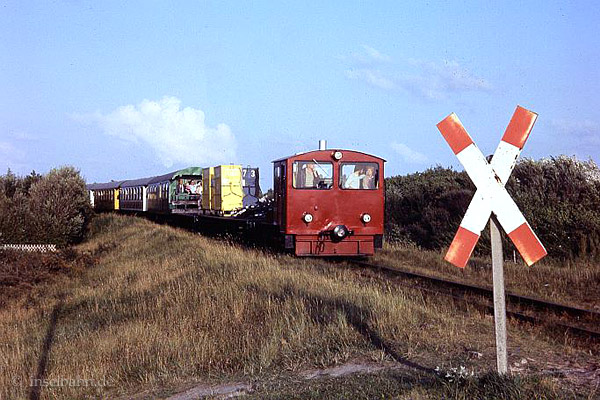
[272,148,385,256]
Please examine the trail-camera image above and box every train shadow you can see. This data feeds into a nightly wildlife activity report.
[29,296,63,400]
[247,284,435,375]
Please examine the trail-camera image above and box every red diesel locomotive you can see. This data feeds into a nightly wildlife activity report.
[272,147,385,256]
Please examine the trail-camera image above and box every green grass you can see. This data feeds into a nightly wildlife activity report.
[246,371,569,400]
[0,214,594,399]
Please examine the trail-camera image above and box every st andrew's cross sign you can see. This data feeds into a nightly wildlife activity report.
[437,106,547,269]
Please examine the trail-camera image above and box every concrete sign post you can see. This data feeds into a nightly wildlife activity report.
[490,215,507,374]
[436,106,547,374]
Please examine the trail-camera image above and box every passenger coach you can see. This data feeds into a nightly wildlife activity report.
[87,180,126,211]
[272,147,385,256]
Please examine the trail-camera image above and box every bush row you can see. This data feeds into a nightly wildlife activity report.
[385,156,600,260]
[0,167,92,247]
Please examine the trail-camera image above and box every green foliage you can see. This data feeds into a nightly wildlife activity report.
[385,157,600,260]
[0,167,92,246]
[385,166,475,250]
[508,157,600,259]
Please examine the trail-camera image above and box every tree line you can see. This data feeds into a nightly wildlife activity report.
[1,157,599,260]
[385,156,600,260]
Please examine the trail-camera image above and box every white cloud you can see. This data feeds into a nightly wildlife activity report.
[360,45,391,62]
[0,141,26,172]
[0,142,15,154]
[74,96,236,167]
[551,118,600,145]
[9,130,37,141]
[344,48,492,100]
[401,59,492,100]
[391,142,428,164]
[348,45,391,65]
[345,69,396,90]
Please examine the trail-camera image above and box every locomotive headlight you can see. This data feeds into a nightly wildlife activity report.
[333,151,343,160]
[303,213,313,223]
[361,213,371,223]
[333,225,347,239]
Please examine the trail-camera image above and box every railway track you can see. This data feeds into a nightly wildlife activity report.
[348,260,600,343]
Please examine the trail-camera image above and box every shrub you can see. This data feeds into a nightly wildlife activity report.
[0,167,92,246]
[385,166,475,250]
[385,157,600,260]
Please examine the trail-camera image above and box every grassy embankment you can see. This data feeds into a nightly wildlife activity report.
[0,214,596,399]
[375,243,600,310]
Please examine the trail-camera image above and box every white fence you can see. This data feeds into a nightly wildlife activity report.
[0,244,58,253]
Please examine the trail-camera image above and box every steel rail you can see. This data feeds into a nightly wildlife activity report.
[350,260,600,341]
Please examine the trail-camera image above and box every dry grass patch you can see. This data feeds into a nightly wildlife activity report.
[0,248,95,308]
[0,214,594,399]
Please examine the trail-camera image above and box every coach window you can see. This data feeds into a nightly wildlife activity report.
[292,161,333,189]
[340,162,379,190]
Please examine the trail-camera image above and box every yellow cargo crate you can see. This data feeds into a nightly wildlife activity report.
[213,165,243,214]
[201,167,214,210]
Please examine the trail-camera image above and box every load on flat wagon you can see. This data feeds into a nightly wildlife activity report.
[86,143,385,257]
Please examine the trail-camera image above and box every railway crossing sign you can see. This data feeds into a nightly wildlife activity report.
[437,105,547,375]
[437,106,547,269]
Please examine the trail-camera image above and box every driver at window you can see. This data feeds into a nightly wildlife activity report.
[302,163,321,188]
[362,166,376,189]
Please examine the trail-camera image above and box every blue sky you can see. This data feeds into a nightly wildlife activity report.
[1,1,598,188]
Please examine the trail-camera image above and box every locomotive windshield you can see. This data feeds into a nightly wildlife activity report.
[292,161,333,189]
[340,162,379,190]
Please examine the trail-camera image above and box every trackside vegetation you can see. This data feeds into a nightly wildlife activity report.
[0,215,594,399]
[385,156,600,260]
[0,167,92,247]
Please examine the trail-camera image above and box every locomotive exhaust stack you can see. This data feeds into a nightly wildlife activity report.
[319,140,327,150]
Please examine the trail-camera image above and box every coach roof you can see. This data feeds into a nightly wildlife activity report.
[86,180,127,190]
[88,167,205,189]
[121,177,155,188]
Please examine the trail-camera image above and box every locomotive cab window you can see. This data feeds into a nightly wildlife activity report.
[340,162,379,190]
[292,161,333,189]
